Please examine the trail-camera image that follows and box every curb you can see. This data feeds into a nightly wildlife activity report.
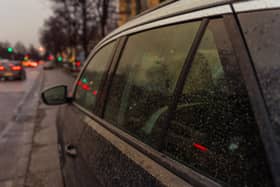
[14,68,45,120]
[21,69,46,185]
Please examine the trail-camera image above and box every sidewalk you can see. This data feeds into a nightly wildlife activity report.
[24,68,75,187]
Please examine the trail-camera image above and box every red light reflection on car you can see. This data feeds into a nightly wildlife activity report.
[193,143,208,152]
[82,84,90,91]
[77,80,82,86]
[92,90,97,95]
[11,66,22,71]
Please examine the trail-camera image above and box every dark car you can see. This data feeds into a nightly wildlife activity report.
[42,0,280,186]
[0,60,26,80]
[43,61,55,70]
[69,61,82,72]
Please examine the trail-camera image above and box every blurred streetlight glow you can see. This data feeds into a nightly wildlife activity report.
[38,46,45,53]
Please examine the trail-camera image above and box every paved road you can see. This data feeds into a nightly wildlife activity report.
[0,66,76,187]
[0,68,40,132]
[0,66,42,187]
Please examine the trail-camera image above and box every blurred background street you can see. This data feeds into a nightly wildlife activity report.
[0,0,168,186]
[0,65,75,187]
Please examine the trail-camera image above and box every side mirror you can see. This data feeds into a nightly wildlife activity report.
[41,85,70,105]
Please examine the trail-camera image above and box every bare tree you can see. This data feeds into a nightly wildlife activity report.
[40,0,118,60]
[14,42,27,54]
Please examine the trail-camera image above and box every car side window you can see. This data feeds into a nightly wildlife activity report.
[163,19,272,186]
[104,21,200,147]
[75,41,116,111]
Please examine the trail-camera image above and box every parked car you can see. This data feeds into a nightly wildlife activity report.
[0,60,26,80]
[43,61,55,70]
[42,0,280,186]
[70,61,82,72]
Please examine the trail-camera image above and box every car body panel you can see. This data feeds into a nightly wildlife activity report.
[57,105,101,187]
[233,0,280,12]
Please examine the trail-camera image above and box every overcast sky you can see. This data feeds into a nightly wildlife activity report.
[0,0,52,48]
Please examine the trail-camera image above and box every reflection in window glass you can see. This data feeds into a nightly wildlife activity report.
[104,21,200,147]
[239,10,280,151]
[163,19,272,186]
[75,41,116,111]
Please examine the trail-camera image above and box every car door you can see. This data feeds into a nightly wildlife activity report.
[58,40,118,187]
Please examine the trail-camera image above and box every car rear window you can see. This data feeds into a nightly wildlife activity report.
[238,9,280,151]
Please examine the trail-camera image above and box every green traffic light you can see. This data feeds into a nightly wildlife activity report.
[7,47,13,53]
[57,56,62,62]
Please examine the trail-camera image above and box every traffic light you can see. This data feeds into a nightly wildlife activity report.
[82,78,87,83]
[7,47,13,53]
[24,54,29,61]
[48,55,54,61]
[57,56,63,62]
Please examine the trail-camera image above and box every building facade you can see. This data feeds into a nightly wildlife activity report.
[118,0,163,26]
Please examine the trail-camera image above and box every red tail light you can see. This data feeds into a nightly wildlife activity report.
[193,143,208,152]
[82,84,90,91]
[11,66,22,71]
[31,62,38,67]
[0,66,5,71]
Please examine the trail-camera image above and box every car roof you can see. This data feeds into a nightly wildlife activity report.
[97,0,279,47]
[99,0,230,46]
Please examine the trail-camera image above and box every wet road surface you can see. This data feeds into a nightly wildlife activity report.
[0,66,75,187]
[0,67,42,186]
[0,68,39,133]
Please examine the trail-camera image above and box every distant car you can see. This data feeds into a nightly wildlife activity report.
[0,60,26,80]
[43,61,55,70]
[38,60,45,65]
[70,61,81,72]
[22,60,38,68]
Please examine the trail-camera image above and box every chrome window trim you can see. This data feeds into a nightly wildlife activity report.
[233,0,280,13]
[102,0,229,43]
[95,5,232,52]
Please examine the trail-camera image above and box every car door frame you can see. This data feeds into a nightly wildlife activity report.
[226,4,279,185]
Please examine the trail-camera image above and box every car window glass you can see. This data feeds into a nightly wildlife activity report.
[104,21,200,147]
[163,19,272,186]
[75,41,116,111]
[238,10,280,152]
